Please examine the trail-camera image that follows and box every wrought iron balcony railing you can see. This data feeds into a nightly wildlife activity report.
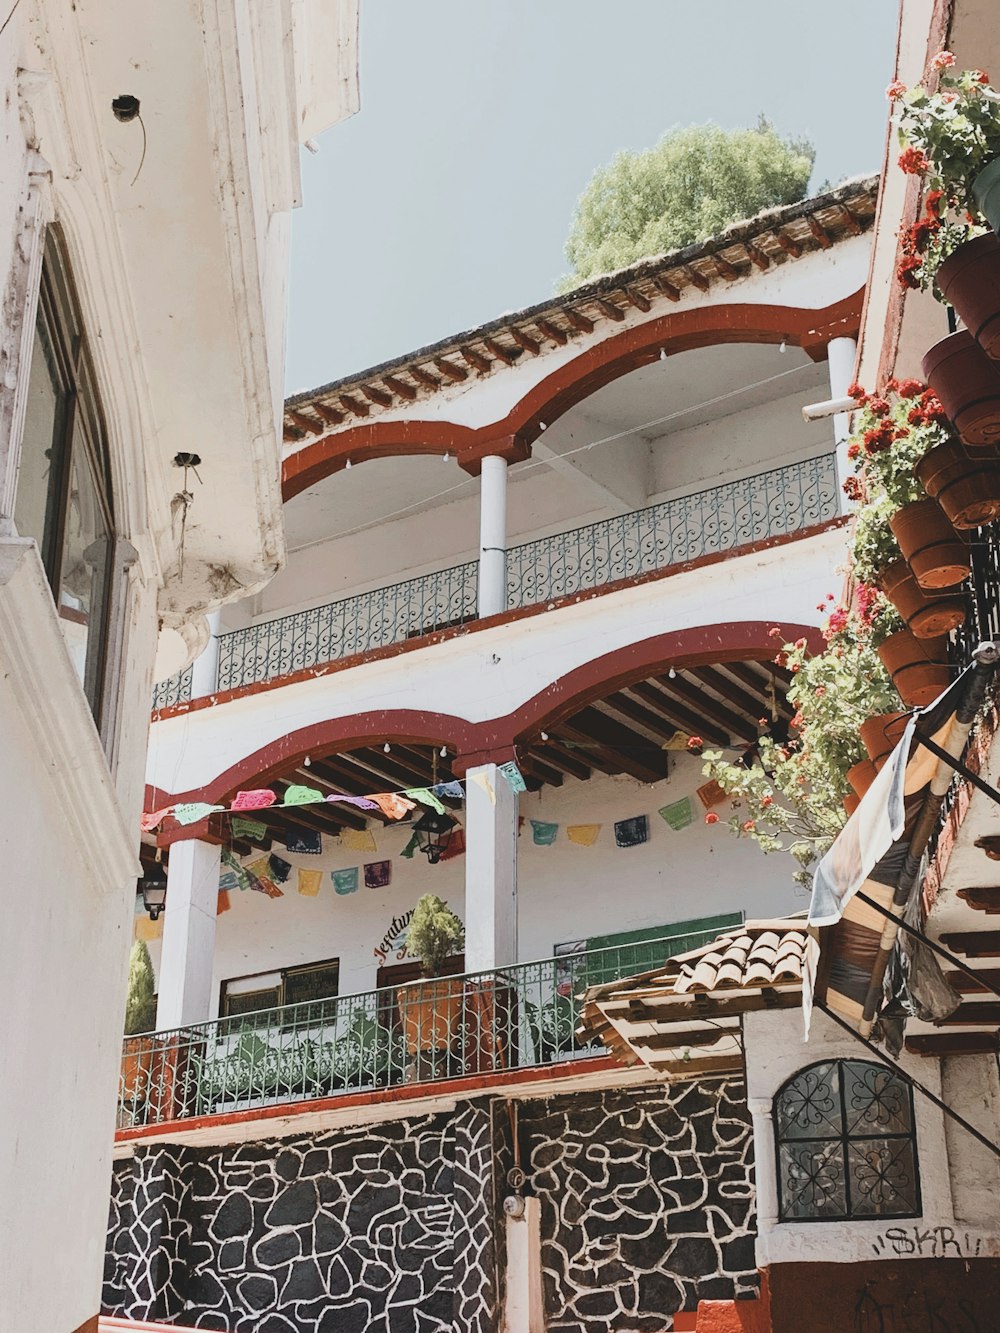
[153,451,838,703]
[118,925,729,1130]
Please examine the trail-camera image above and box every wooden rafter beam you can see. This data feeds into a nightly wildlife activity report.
[287,410,320,435]
[743,241,770,271]
[314,401,347,425]
[933,1002,1000,1026]
[594,298,626,323]
[564,308,594,333]
[535,318,568,346]
[461,346,493,374]
[410,365,441,390]
[484,337,519,366]
[712,253,740,281]
[807,215,832,249]
[653,674,756,742]
[338,393,369,417]
[723,662,792,718]
[534,740,592,782]
[839,205,862,236]
[361,384,393,408]
[434,357,467,382]
[683,265,710,293]
[945,968,1000,992]
[624,286,652,312]
[653,274,681,302]
[692,666,769,723]
[382,375,417,401]
[906,1031,999,1056]
[940,932,1000,958]
[773,230,802,259]
[516,752,564,789]
[626,680,730,748]
[601,692,701,745]
[557,708,667,784]
[510,327,542,356]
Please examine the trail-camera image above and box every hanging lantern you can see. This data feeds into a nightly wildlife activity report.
[412,810,457,864]
[140,859,167,920]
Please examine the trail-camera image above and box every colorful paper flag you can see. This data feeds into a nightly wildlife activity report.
[696,779,727,811]
[332,867,359,896]
[297,867,323,897]
[567,824,601,846]
[232,816,268,840]
[220,848,249,891]
[530,820,558,846]
[173,802,224,826]
[285,830,322,855]
[662,731,693,751]
[231,789,278,811]
[256,877,284,899]
[340,827,377,853]
[326,794,380,811]
[282,784,324,806]
[371,793,417,820]
[268,854,292,883]
[471,772,497,806]
[134,914,162,941]
[439,827,466,861]
[431,781,465,800]
[364,860,392,889]
[659,797,694,831]
[614,815,649,849]
[217,889,231,915]
[400,830,421,859]
[140,806,173,832]
[498,761,527,794]
[404,787,446,814]
[246,855,272,882]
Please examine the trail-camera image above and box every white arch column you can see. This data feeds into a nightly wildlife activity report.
[156,839,221,1029]
[478,455,509,618]
[464,762,518,972]
[827,335,858,512]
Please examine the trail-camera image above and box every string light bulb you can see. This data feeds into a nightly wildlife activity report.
[539,421,547,430]
[383,742,391,753]
[440,746,447,758]
[303,755,311,767]
[540,731,549,741]
[668,667,677,679]
[345,458,352,469]
[659,348,667,361]
[443,451,450,462]
[779,341,787,354]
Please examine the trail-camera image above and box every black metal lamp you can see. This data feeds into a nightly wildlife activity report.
[141,859,167,920]
[412,810,456,864]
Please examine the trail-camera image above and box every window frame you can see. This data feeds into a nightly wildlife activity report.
[15,228,117,723]
[774,1058,921,1224]
[219,956,341,1023]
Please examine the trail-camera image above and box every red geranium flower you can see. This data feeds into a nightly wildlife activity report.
[898,146,930,175]
[886,79,907,100]
[896,377,924,398]
[924,190,945,218]
[760,794,774,808]
[687,735,703,750]
[973,69,990,84]
[847,382,868,403]
[742,820,756,833]
[704,811,720,825]
[897,254,922,289]
[931,49,956,70]
[842,476,864,502]
[846,441,862,460]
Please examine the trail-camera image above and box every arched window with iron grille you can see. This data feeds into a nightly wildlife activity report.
[774,1059,920,1222]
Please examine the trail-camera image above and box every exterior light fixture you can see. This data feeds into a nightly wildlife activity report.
[140,860,167,920]
[413,810,457,864]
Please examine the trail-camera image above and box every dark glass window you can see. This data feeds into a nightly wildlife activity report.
[775,1059,920,1222]
[14,231,116,722]
[221,958,340,1024]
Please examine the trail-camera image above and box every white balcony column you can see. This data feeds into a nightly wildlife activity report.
[156,839,221,1029]
[190,610,222,698]
[748,1095,779,1264]
[464,762,517,971]
[827,335,858,511]
[478,454,508,618]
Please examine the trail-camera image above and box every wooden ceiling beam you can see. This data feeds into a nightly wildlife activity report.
[945,968,1000,992]
[692,666,769,723]
[774,230,802,259]
[382,375,417,401]
[712,252,740,281]
[653,274,681,302]
[743,241,770,271]
[510,327,542,356]
[807,215,832,249]
[940,931,1000,958]
[434,357,467,383]
[461,346,493,374]
[287,410,320,435]
[360,384,393,408]
[557,708,667,784]
[933,1002,1000,1026]
[839,205,863,236]
[594,298,626,323]
[906,1031,1000,1056]
[601,692,702,745]
[718,662,792,719]
[957,888,1000,915]
[652,674,756,742]
[516,752,564,788]
[624,286,652,312]
[410,365,441,389]
[279,770,370,830]
[483,337,519,366]
[313,401,347,426]
[564,308,595,333]
[533,740,592,782]
[683,265,710,293]
[338,393,369,417]
[627,680,729,747]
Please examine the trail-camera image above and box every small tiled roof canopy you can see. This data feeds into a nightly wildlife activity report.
[283,176,878,442]
[579,919,816,1079]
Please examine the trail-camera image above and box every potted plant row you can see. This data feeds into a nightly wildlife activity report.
[891,58,1000,442]
[397,894,466,1082]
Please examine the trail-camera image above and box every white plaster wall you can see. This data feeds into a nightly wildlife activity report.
[745,1009,1000,1268]
[143,762,804,1011]
[149,525,847,798]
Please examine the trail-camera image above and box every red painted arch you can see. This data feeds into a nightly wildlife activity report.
[282,290,864,500]
[148,619,821,837]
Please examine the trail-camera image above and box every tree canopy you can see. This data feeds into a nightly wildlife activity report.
[124,939,157,1036]
[560,119,815,289]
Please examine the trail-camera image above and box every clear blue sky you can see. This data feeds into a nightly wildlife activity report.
[286,1,899,394]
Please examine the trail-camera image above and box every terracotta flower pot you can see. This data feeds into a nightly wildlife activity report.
[889,499,970,589]
[877,629,952,707]
[914,437,1000,528]
[922,330,1000,449]
[936,233,1000,360]
[859,710,910,765]
[878,558,967,638]
[847,758,879,799]
[972,156,1000,238]
[843,792,861,817]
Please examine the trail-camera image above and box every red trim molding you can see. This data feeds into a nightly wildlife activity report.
[116,1056,622,1145]
[148,608,825,831]
[283,293,864,498]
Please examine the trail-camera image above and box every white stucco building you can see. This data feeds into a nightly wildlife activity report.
[0,4,358,1330]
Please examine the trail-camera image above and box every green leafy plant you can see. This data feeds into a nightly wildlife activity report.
[124,939,157,1036]
[849,494,903,585]
[407,894,465,977]
[703,600,901,885]
[893,58,1000,200]
[560,118,814,287]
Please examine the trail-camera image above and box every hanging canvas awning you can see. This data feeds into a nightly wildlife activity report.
[805,649,998,1041]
